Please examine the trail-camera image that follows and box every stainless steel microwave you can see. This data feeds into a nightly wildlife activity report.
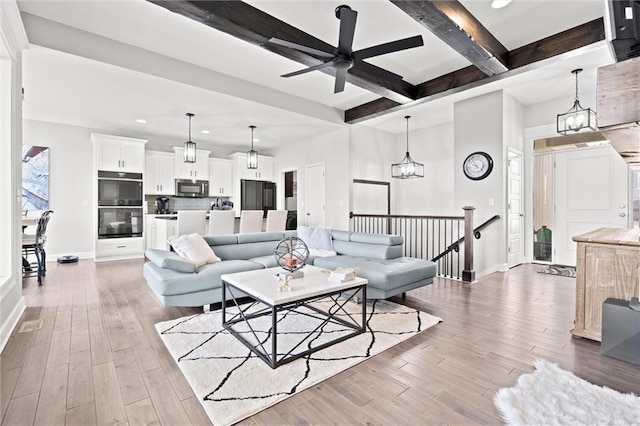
[175,179,209,198]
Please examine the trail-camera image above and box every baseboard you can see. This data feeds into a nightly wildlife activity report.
[0,295,26,355]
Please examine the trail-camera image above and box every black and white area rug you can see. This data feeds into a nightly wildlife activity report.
[537,264,576,277]
[494,359,640,425]
[155,299,442,426]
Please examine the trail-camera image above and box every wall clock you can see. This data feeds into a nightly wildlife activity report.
[463,151,493,180]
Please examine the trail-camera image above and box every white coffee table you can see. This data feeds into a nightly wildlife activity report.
[221,265,368,369]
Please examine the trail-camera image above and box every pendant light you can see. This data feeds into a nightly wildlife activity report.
[247,125,258,169]
[557,68,597,135]
[392,115,424,179]
[183,112,196,163]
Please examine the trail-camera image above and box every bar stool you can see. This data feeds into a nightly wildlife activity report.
[176,210,207,236]
[239,210,263,233]
[22,210,53,285]
[208,210,236,235]
[265,210,288,232]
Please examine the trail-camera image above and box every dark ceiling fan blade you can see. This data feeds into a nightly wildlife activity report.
[353,59,404,82]
[268,37,334,59]
[281,61,335,78]
[353,35,424,60]
[334,66,349,93]
[337,6,357,55]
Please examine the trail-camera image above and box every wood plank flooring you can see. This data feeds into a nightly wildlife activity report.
[2,260,639,425]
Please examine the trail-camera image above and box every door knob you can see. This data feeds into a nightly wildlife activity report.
[619,212,627,217]
[307,213,310,216]
[620,204,626,209]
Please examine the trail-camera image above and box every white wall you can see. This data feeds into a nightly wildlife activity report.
[272,127,350,230]
[454,91,507,277]
[391,122,456,216]
[524,90,596,129]
[23,119,95,258]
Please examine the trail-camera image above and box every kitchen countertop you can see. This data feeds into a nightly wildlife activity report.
[147,212,241,220]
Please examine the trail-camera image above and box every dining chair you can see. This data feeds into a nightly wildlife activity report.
[22,210,53,285]
[265,210,288,232]
[208,210,236,235]
[176,210,207,236]
[239,210,263,233]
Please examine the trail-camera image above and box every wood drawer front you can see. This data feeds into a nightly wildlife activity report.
[97,238,144,257]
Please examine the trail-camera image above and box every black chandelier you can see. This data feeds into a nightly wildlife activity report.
[183,112,196,163]
[557,68,597,135]
[391,115,424,179]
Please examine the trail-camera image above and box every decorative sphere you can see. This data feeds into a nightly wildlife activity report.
[274,237,309,272]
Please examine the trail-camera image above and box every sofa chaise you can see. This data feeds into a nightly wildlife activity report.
[142,230,437,307]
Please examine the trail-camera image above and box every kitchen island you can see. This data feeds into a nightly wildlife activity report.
[572,227,640,341]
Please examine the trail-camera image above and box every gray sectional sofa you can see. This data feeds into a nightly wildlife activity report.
[142,230,437,307]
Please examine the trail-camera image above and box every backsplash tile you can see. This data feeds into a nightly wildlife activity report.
[145,196,231,213]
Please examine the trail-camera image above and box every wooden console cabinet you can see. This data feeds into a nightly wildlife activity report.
[572,228,640,341]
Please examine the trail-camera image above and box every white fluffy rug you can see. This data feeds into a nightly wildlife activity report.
[494,359,640,425]
[156,299,441,426]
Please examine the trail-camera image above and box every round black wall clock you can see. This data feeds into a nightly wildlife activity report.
[463,151,493,180]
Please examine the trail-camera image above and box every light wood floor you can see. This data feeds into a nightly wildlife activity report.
[2,260,639,425]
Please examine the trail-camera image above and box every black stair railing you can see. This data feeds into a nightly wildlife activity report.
[350,207,500,281]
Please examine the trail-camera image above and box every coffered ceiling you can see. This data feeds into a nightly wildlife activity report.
[18,0,613,153]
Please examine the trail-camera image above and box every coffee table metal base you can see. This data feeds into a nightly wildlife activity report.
[221,281,367,369]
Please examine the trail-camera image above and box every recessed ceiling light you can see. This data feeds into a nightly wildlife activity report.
[136,119,147,124]
[491,0,511,9]
[253,138,260,142]
[201,130,210,134]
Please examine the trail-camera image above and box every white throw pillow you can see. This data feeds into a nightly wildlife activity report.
[297,226,333,251]
[168,233,221,268]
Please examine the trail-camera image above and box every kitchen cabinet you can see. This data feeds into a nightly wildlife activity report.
[92,133,147,172]
[230,152,274,182]
[209,158,233,197]
[145,216,176,250]
[173,147,210,180]
[95,237,145,260]
[572,227,640,341]
[145,151,174,195]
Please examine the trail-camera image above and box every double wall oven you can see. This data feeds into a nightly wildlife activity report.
[97,171,143,238]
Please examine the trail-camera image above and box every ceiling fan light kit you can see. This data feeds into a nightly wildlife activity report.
[269,4,423,94]
[557,68,597,135]
[183,112,196,163]
[247,125,258,170]
[392,115,424,179]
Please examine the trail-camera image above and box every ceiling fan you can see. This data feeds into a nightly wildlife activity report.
[268,5,424,94]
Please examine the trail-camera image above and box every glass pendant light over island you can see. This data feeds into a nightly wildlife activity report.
[183,112,196,163]
[557,68,597,135]
[247,125,258,169]
[392,115,424,179]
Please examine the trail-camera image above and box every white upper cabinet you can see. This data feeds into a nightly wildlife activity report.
[209,158,234,197]
[229,152,274,182]
[92,133,147,173]
[145,151,174,195]
[173,147,210,180]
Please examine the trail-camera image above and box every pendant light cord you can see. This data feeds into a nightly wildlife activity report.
[405,115,410,152]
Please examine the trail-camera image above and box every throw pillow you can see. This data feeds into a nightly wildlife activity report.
[168,233,221,268]
[297,226,333,251]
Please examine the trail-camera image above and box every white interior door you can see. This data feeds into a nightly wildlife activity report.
[305,163,325,226]
[554,146,629,266]
[508,151,524,268]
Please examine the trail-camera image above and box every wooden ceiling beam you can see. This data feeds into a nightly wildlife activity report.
[390,0,509,76]
[149,0,415,104]
[346,18,605,124]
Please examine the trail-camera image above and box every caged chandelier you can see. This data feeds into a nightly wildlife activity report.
[183,112,196,163]
[556,68,597,135]
[392,115,424,179]
[247,125,258,169]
